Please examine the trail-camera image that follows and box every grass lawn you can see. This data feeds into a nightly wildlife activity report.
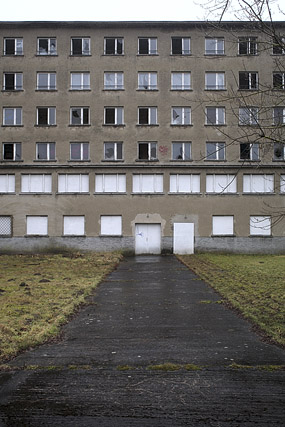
[0,252,122,362]
[178,254,285,347]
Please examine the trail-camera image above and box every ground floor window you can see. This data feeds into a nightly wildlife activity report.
[100,216,122,236]
[0,216,12,236]
[63,216,85,236]
[250,216,271,236]
[26,216,48,236]
[212,216,234,235]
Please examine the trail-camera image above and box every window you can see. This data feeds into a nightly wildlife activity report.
[104,107,124,125]
[273,107,285,125]
[206,142,225,160]
[138,38,157,54]
[132,174,163,193]
[172,142,191,160]
[37,73,56,90]
[238,37,257,55]
[205,38,224,55]
[239,72,258,90]
[104,72,124,90]
[243,174,274,193]
[3,73,23,91]
[37,38,56,55]
[170,174,200,193]
[37,107,56,126]
[171,37,191,55]
[206,175,237,193]
[70,107,90,125]
[70,73,90,90]
[212,216,234,236]
[138,72,157,90]
[172,107,191,125]
[273,72,285,90]
[95,174,126,193]
[0,175,15,193]
[0,216,12,236]
[138,142,157,160]
[205,72,225,90]
[63,216,85,236]
[205,107,225,125]
[104,142,123,161]
[104,37,124,55]
[101,216,122,236]
[70,142,89,161]
[273,37,285,54]
[4,38,23,55]
[250,216,271,236]
[138,107,157,125]
[273,143,285,160]
[240,143,259,161]
[21,174,52,193]
[58,174,89,193]
[171,72,191,90]
[3,143,21,161]
[71,38,90,55]
[239,107,258,125]
[3,108,22,126]
[36,143,55,161]
[26,216,48,236]
[280,175,285,193]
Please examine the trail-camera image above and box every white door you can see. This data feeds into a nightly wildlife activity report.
[173,223,194,254]
[135,224,161,254]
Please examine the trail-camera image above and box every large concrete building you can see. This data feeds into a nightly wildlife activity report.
[0,21,284,254]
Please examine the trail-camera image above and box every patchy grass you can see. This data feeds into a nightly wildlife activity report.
[229,363,285,371]
[147,363,201,371]
[178,254,285,346]
[0,252,122,362]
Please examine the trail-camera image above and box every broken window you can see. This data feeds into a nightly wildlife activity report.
[70,142,89,161]
[4,38,23,55]
[71,38,90,55]
[239,72,258,90]
[37,73,56,90]
[70,73,90,90]
[171,107,191,125]
[104,142,123,161]
[3,73,23,91]
[273,143,285,160]
[37,107,56,126]
[3,143,21,161]
[138,142,157,160]
[171,73,191,90]
[95,174,126,192]
[239,107,259,125]
[3,108,22,126]
[273,72,285,90]
[138,107,157,125]
[240,143,259,160]
[206,142,225,160]
[70,107,89,125]
[138,38,157,54]
[37,38,56,55]
[104,72,124,90]
[104,38,124,55]
[171,37,191,55]
[104,107,124,125]
[205,107,225,125]
[238,37,257,55]
[205,38,224,55]
[36,143,55,160]
[205,72,225,90]
[172,142,191,160]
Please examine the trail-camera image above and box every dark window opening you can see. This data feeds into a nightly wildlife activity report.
[139,109,149,124]
[138,143,149,160]
[172,38,182,54]
[38,108,48,125]
[139,38,149,54]
[105,109,115,124]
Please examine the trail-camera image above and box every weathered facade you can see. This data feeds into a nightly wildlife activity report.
[0,21,284,254]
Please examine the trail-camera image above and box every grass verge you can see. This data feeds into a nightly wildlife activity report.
[178,254,285,347]
[0,252,122,362]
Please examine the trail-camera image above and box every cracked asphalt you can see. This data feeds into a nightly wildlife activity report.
[0,255,284,426]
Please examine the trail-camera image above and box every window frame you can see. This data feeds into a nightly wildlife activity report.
[138,142,157,161]
[3,107,22,126]
[171,107,191,125]
[138,37,158,55]
[206,142,225,160]
[36,72,56,90]
[172,142,191,161]
[169,174,200,193]
[70,142,89,161]
[0,216,12,237]
[238,37,257,55]
[138,107,157,125]
[205,107,225,125]
[239,72,258,90]
[240,143,259,161]
[3,73,23,91]
[250,216,271,236]
[100,215,122,236]
[132,174,163,193]
[273,107,285,125]
[4,38,23,55]
[21,174,52,194]
[171,72,191,90]
[37,37,57,55]
[0,174,15,193]
[104,37,124,55]
[273,143,285,160]
[58,174,89,194]
[272,37,285,55]
[171,37,191,55]
[138,72,157,90]
[239,107,259,126]
[243,174,274,193]
[70,37,90,56]
[36,142,56,161]
[104,107,124,125]
[212,216,234,236]
[36,107,56,126]
[70,107,90,126]
[104,72,124,90]
[63,216,85,236]
[205,72,225,90]
[103,142,123,161]
[3,143,21,161]
[273,72,285,90]
[26,216,48,236]
[95,174,126,193]
[206,174,237,193]
[205,38,225,55]
[70,72,90,90]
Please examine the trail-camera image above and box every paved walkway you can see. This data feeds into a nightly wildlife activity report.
[0,255,284,426]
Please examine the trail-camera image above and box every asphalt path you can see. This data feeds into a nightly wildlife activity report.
[0,255,284,426]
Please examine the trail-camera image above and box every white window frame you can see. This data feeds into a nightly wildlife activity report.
[138,107,157,125]
[3,108,22,126]
[21,174,52,193]
[70,107,90,125]
[240,143,259,161]
[26,216,48,236]
[206,174,237,193]
[71,38,90,55]
[138,37,157,55]
[205,38,225,55]
[70,72,90,90]
[37,73,56,90]
[212,216,234,236]
[70,142,89,161]
[243,174,274,193]
[138,142,157,160]
[95,174,126,193]
[239,107,259,125]
[4,38,23,55]
[104,107,124,125]
[205,72,225,90]
[63,216,85,236]
[239,72,258,90]
[132,174,163,193]
[0,216,12,236]
[36,142,56,161]
[3,73,23,91]
[104,142,123,161]
[58,174,89,193]
[171,37,191,55]
[138,72,157,90]
[280,175,285,193]
[273,107,285,125]
[273,72,285,90]
[171,72,191,90]
[205,107,225,125]
[238,37,257,55]
[37,38,57,55]
[36,107,56,126]
[273,37,285,54]
[3,143,21,161]
[206,142,225,160]
[104,37,124,55]
[0,175,15,193]
[172,142,191,160]
[169,174,200,193]
[100,216,122,236]
[171,107,191,125]
[250,216,271,236]
[104,72,124,90]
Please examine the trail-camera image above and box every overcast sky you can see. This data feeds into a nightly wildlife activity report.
[0,0,284,21]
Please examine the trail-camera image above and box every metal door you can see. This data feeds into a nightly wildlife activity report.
[135,224,161,254]
[173,223,194,254]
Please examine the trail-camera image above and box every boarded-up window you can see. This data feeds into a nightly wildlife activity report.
[58,174,89,193]
[26,216,48,235]
[169,174,200,193]
[101,216,122,235]
[250,216,271,236]
[95,174,126,193]
[243,175,274,193]
[0,175,15,193]
[206,175,237,193]
[212,216,234,235]
[63,216,85,236]
[21,175,52,193]
[132,174,163,193]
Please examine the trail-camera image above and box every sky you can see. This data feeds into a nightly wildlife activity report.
[1,0,284,22]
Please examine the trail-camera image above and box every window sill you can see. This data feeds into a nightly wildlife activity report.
[36,54,58,57]
[0,192,16,195]
[34,125,57,127]
[100,234,123,237]
[170,54,192,56]
[2,89,24,92]
[103,54,125,56]
[242,192,275,195]
[170,89,192,92]
[238,159,260,163]
[131,192,164,195]
[205,192,238,195]
[0,160,23,163]
[272,159,285,162]
[69,54,91,57]
[62,235,86,237]
[135,159,159,162]
[170,124,193,127]
[25,235,49,238]
[33,160,57,162]
[68,160,91,163]
[94,192,127,195]
[204,124,226,127]
[103,89,125,91]
[205,88,227,91]
[204,53,225,56]
[68,124,91,127]
[170,159,193,162]
[168,192,202,195]
[20,192,52,195]
[211,234,236,237]
[101,159,124,163]
[3,54,24,57]
[238,89,259,92]
[238,54,259,57]
[249,235,272,238]
[136,124,159,127]
[2,125,23,127]
[103,124,125,127]
[136,89,159,92]
[204,159,227,162]
[35,89,58,92]
[69,89,91,92]
[56,192,90,195]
